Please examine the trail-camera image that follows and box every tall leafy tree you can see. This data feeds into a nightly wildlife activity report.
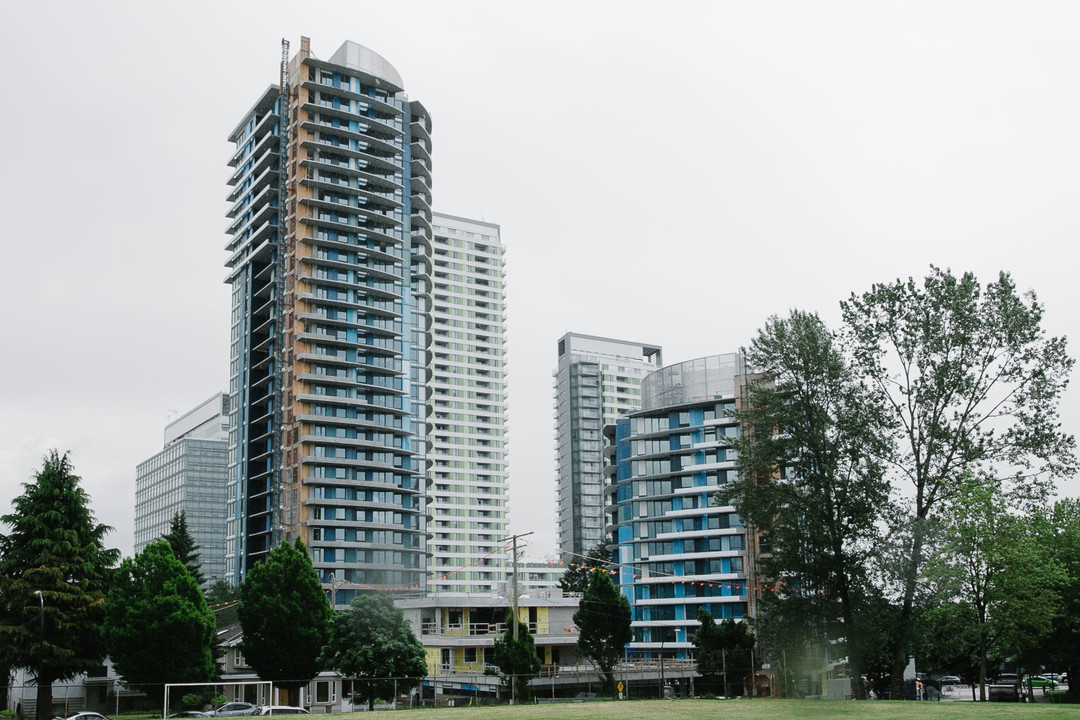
[103,541,216,705]
[573,569,631,696]
[491,614,541,702]
[163,510,204,587]
[319,592,426,710]
[721,309,890,697]
[238,539,331,703]
[0,451,119,720]
[841,267,1076,698]
[559,541,612,594]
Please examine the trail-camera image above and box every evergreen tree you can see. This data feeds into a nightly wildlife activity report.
[238,539,331,703]
[320,593,426,710]
[714,618,756,696]
[559,541,612,594]
[205,580,241,630]
[573,569,631,696]
[692,608,724,693]
[491,614,541,702]
[721,309,890,697]
[103,541,216,706]
[163,510,204,587]
[0,451,119,720]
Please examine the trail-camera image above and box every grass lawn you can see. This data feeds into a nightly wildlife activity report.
[120,697,1080,720]
[319,698,1080,720]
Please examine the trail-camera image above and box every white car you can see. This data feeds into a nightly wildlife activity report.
[257,708,308,715]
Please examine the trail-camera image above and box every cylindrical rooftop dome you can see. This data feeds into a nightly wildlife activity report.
[640,353,744,410]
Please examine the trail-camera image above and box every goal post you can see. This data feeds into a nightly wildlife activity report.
[163,680,274,718]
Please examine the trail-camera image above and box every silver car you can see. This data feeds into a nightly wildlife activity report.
[210,703,258,717]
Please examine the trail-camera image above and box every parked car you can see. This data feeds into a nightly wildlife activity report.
[257,707,308,715]
[210,703,258,717]
[55,713,110,720]
[939,676,962,685]
[168,713,211,718]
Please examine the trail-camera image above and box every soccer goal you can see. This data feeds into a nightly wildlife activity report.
[163,680,274,717]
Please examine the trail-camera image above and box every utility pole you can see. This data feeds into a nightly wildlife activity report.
[499,532,533,705]
[500,532,533,641]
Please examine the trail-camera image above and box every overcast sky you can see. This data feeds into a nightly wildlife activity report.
[2,1,1079,562]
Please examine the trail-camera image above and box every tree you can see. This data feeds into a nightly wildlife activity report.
[238,539,331,703]
[103,541,216,705]
[206,580,241,630]
[1039,499,1080,702]
[911,601,981,698]
[841,267,1076,698]
[163,511,204,587]
[927,477,1062,699]
[692,608,725,693]
[0,451,119,720]
[319,592,426,710]
[559,541,612,594]
[721,309,891,697]
[715,618,757,697]
[491,614,541,703]
[573,569,631,696]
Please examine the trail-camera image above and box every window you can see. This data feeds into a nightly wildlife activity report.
[464,648,477,663]
[315,680,335,703]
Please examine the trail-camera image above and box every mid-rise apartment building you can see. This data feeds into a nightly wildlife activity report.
[605,354,752,659]
[554,333,661,558]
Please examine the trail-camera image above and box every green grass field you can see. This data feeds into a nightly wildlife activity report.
[317,698,1079,720]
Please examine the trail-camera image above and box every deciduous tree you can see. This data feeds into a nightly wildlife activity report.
[319,592,426,710]
[1038,499,1080,702]
[103,541,216,705]
[841,267,1076,698]
[238,539,330,703]
[573,569,631,696]
[0,451,119,720]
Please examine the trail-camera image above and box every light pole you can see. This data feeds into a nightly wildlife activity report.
[33,590,43,639]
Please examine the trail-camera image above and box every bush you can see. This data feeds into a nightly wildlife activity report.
[211,695,227,708]
[182,694,203,709]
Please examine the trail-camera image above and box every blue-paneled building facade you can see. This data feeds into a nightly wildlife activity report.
[605,353,756,659]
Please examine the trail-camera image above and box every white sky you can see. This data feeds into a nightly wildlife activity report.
[2,1,1079,561]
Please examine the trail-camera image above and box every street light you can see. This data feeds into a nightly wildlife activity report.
[33,590,44,639]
